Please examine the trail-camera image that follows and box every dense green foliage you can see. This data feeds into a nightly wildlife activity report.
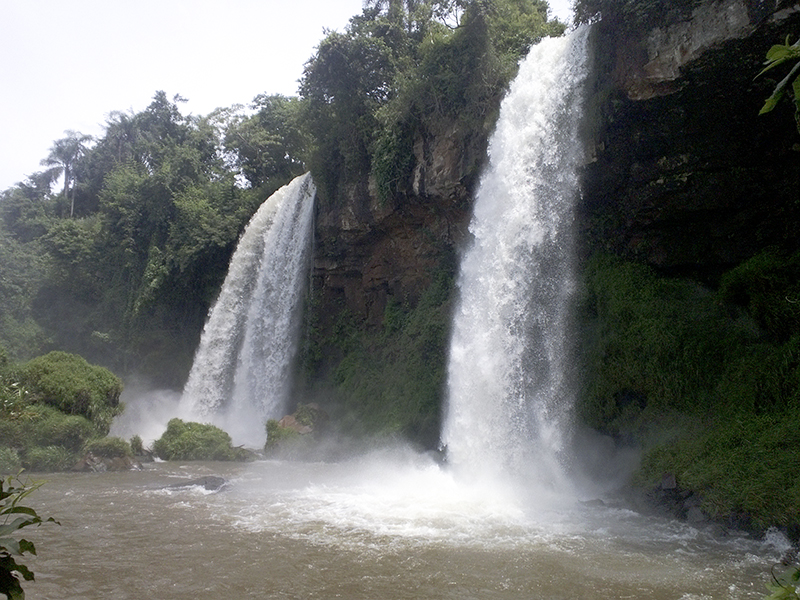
[0,350,126,473]
[129,435,144,456]
[19,351,123,434]
[0,92,304,385]
[300,0,563,202]
[299,268,455,448]
[83,437,132,459]
[152,418,248,461]
[580,252,800,529]
[756,35,800,135]
[0,476,58,600]
[637,415,800,529]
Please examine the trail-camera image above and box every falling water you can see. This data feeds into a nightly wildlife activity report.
[179,173,315,445]
[443,27,591,488]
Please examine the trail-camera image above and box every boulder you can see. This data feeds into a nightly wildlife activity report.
[167,476,227,492]
[278,414,312,435]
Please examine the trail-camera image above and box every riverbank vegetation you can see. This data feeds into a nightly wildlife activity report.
[579,251,800,533]
[0,350,124,473]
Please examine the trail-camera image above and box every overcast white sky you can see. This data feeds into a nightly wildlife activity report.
[0,0,572,191]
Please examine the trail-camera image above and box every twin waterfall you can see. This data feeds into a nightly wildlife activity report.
[179,27,591,479]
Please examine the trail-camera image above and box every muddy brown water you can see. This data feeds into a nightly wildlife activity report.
[19,455,786,600]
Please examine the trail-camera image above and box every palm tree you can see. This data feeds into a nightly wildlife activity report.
[41,130,92,217]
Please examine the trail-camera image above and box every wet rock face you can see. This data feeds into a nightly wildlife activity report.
[312,122,480,328]
[581,1,800,280]
[613,0,763,100]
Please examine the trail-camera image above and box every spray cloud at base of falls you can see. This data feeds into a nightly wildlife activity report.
[443,26,591,491]
[178,173,316,447]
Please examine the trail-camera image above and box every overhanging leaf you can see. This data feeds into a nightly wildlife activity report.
[0,538,20,556]
[760,89,785,115]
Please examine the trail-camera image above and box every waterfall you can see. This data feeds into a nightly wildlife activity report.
[180,173,316,446]
[442,27,591,488]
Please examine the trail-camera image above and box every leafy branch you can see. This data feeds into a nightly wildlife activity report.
[0,475,58,600]
[757,35,800,134]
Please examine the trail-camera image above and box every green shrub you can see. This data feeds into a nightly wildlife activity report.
[41,412,96,451]
[0,448,21,474]
[0,404,94,453]
[22,446,76,472]
[153,418,246,461]
[84,436,132,459]
[370,122,415,202]
[265,419,301,450]
[130,435,144,456]
[20,351,124,434]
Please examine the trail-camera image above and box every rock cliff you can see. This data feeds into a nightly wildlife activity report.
[311,121,486,330]
[311,0,800,329]
[580,0,800,280]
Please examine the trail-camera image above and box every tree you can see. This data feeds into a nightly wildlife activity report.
[221,95,307,189]
[300,0,564,202]
[40,131,92,218]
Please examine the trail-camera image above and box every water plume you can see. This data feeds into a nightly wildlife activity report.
[443,26,592,493]
[179,173,316,446]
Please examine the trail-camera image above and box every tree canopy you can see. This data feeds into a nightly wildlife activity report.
[300,0,564,201]
[0,0,565,385]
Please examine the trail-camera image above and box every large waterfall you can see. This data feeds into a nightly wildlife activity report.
[179,173,315,446]
[443,27,591,488]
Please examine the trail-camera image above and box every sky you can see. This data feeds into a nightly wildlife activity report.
[0,0,572,192]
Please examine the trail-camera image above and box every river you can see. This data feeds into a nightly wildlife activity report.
[21,452,786,600]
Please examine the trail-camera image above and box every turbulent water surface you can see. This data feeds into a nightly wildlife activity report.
[23,457,785,600]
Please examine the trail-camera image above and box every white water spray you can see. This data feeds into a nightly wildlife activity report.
[179,173,315,446]
[443,27,591,489]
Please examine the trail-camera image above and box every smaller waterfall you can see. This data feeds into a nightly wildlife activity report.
[180,173,315,445]
[443,27,591,489]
